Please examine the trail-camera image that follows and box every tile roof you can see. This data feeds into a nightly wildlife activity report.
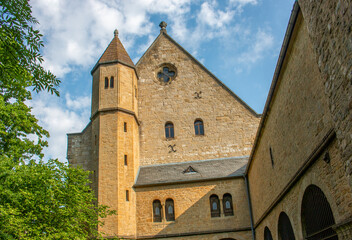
[97,32,134,67]
[134,157,248,187]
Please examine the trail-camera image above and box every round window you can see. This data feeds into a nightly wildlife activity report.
[155,63,177,85]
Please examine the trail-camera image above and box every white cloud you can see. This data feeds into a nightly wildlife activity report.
[238,29,274,64]
[198,2,235,28]
[29,93,90,163]
[31,0,192,77]
[65,93,91,110]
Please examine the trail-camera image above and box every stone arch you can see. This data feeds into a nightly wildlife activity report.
[264,226,273,240]
[278,212,295,240]
[301,184,338,240]
[297,169,341,236]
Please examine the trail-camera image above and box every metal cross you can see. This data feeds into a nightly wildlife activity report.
[158,67,175,83]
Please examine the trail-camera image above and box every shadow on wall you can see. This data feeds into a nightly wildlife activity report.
[135,179,251,240]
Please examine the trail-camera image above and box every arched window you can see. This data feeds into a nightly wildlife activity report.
[209,194,220,217]
[301,185,338,240]
[194,119,204,135]
[104,77,109,89]
[153,200,162,222]
[264,227,273,240]
[165,122,174,138]
[110,76,114,88]
[223,193,234,216]
[278,212,295,240]
[165,198,175,221]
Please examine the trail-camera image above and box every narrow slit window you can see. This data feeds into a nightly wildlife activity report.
[126,190,129,201]
[269,147,274,167]
[124,155,127,166]
[124,122,127,132]
[104,77,109,89]
[110,76,114,88]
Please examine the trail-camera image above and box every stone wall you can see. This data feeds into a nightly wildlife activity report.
[136,34,260,166]
[248,11,333,223]
[297,0,352,188]
[254,139,352,240]
[134,179,251,239]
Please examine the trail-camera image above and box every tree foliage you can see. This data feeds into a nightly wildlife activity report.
[0,0,59,161]
[0,0,115,238]
[0,159,114,239]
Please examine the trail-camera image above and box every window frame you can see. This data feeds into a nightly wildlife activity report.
[223,193,234,216]
[104,77,109,89]
[165,198,175,221]
[110,76,114,88]
[153,200,162,222]
[165,122,175,139]
[210,194,220,218]
[194,119,204,136]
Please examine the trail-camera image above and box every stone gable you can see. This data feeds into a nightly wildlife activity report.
[136,33,260,166]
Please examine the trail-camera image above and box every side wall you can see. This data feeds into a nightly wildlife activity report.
[255,139,352,239]
[135,179,251,239]
[136,35,260,166]
[248,6,352,239]
[298,0,352,189]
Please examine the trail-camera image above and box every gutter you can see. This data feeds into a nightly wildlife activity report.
[245,175,256,240]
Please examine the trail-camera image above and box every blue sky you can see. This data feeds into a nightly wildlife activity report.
[29,0,295,162]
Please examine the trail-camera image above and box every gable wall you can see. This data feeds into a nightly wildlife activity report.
[136,34,260,166]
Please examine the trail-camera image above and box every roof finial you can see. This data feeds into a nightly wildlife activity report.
[159,21,167,33]
[114,29,119,37]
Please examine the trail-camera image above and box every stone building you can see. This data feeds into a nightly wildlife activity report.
[67,1,352,239]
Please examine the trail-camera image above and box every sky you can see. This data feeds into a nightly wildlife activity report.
[29,0,295,162]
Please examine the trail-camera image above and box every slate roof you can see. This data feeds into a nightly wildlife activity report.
[134,157,248,187]
[91,31,134,74]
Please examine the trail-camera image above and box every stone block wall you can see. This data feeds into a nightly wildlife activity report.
[136,34,260,166]
[134,179,251,239]
[248,11,333,223]
[297,0,352,188]
[254,139,352,240]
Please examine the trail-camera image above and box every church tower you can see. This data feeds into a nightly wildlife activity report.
[90,29,139,237]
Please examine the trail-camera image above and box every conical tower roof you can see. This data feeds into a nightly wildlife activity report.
[92,29,134,74]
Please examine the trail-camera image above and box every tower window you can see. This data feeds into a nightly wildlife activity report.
[124,122,127,132]
[194,119,204,135]
[124,155,127,166]
[210,194,220,217]
[126,190,129,201]
[104,77,109,89]
[165,122,174,138]
[153,200,162,222]
[165,198,175,221]
[110,76,114,88]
